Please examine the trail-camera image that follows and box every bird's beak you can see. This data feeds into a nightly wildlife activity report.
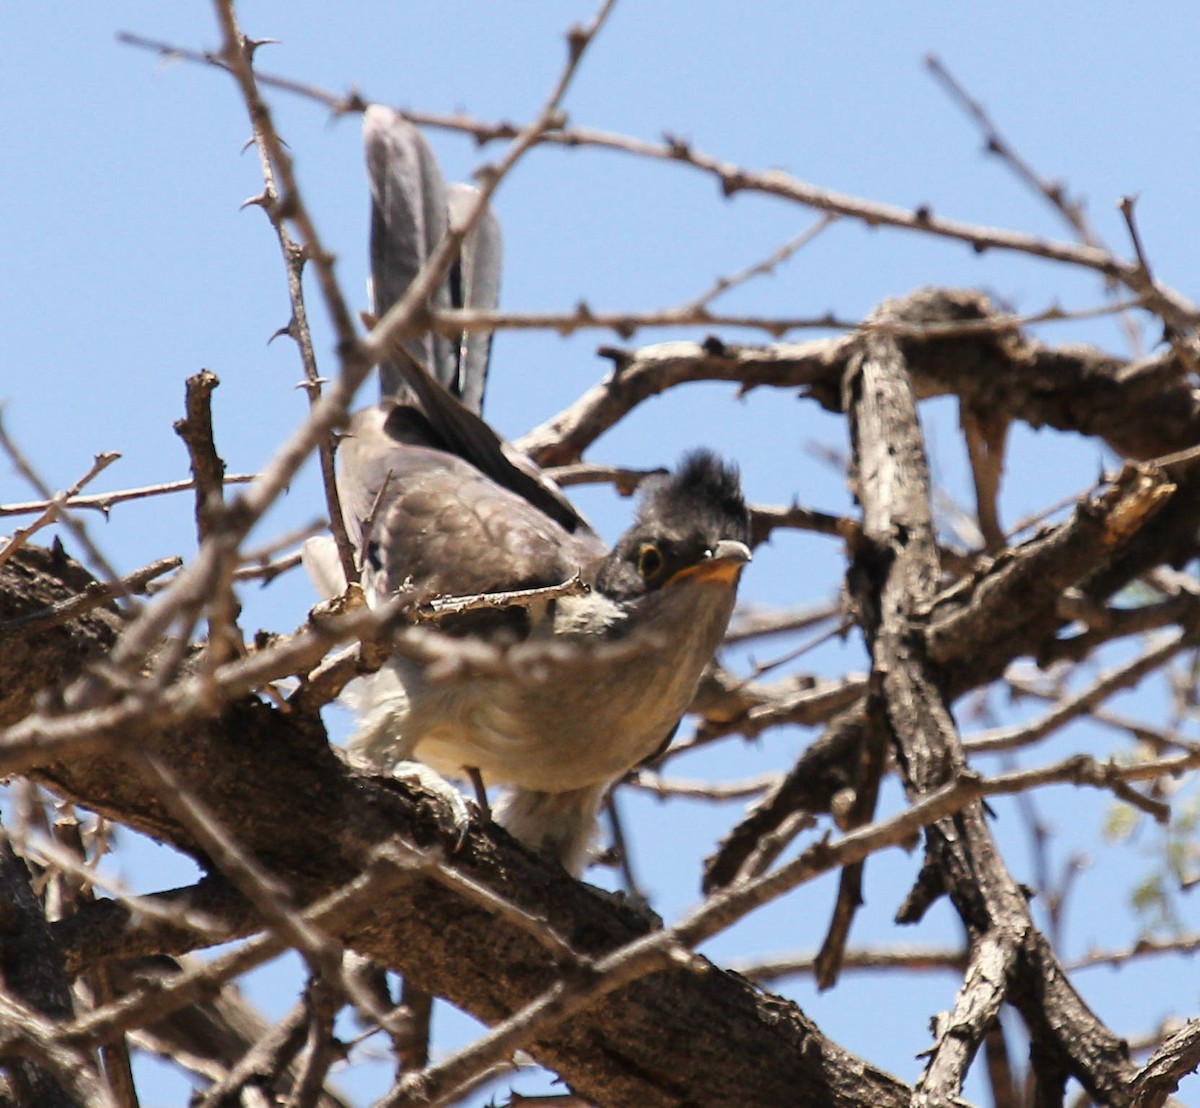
[665,539,752,588]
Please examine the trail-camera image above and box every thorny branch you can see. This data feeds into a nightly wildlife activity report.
[2,8,1199,1108]
[113,32,1200,334]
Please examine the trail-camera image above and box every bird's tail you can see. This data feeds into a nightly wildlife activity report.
[364,106,501,412]
[493,784,608,877]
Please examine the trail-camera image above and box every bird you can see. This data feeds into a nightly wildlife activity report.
[304,107,751,874]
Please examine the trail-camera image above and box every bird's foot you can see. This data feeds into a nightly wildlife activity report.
[390,760,474,851]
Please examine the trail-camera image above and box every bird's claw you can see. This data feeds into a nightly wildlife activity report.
[390,760,474,851]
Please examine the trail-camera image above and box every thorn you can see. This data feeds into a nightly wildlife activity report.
[565,24,588,62]
[340,89,368,115]
[473,163,500,190]
[664,132,692,158]
[243,35,280,61]
[596,346,632,371]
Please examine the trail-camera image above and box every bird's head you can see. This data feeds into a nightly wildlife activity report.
[596,450,752,601]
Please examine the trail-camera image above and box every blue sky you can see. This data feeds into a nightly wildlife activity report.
[4,3,1200,1104]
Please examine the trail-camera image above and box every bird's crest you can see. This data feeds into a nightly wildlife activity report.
[636,449,750,545]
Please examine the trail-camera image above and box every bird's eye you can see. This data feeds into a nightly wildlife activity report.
[637,543,663,579]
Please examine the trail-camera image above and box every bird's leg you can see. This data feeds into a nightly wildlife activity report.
[464,765,491,820]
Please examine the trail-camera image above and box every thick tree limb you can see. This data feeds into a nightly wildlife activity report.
[842,322,1135,1104]
[704,293,1179,892]
[0,833,86,1107]
[0,543,917,1108]
[1130,1019,1200,1108]
[517,288,1200,467]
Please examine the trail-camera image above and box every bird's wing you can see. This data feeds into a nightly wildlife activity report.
[337,409,604,602]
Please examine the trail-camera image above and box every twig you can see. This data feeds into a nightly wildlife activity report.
[232,547,303,584]
[237,520,327,570]
[47,818,141,1108]
[983,753,1172,824]
[0,425,123,580]
[749,503,854,546]
[1118,194,1199,375]
[724,600,842,645]
[0,474,256,518]
[733,944,966,983]
[237,58,357,589]
[8,827,229,942]
[117,32,1198,332]
[0,989,116,1108]
[424,296,1145,343]
[61,862,392,1053]
[1067,933,1200,973]
[173,370,243,668]
[959,401,1009,553]
[173,370,227,547]
[604,791,644,903]
[676,674,868,753]
[1120,195,1157,293]
[681,214,836,312]
[925,55,1101,249]
[629,770,781,802]
[413,575,589,623]
[0,831,103,1107]
[544,461,664,492]
[191,999,309,1108]
[965,630,1197,755]
[397,978,433,1075]
[744,615,854,683]
[289,974,343,1107]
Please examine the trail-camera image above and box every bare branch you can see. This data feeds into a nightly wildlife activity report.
[0,424,123,582]
[0,474,257,519]
[1130,1019,1200,1108]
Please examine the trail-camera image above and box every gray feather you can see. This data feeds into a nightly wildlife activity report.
[364,106,455,396]
[446,183,502,414]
